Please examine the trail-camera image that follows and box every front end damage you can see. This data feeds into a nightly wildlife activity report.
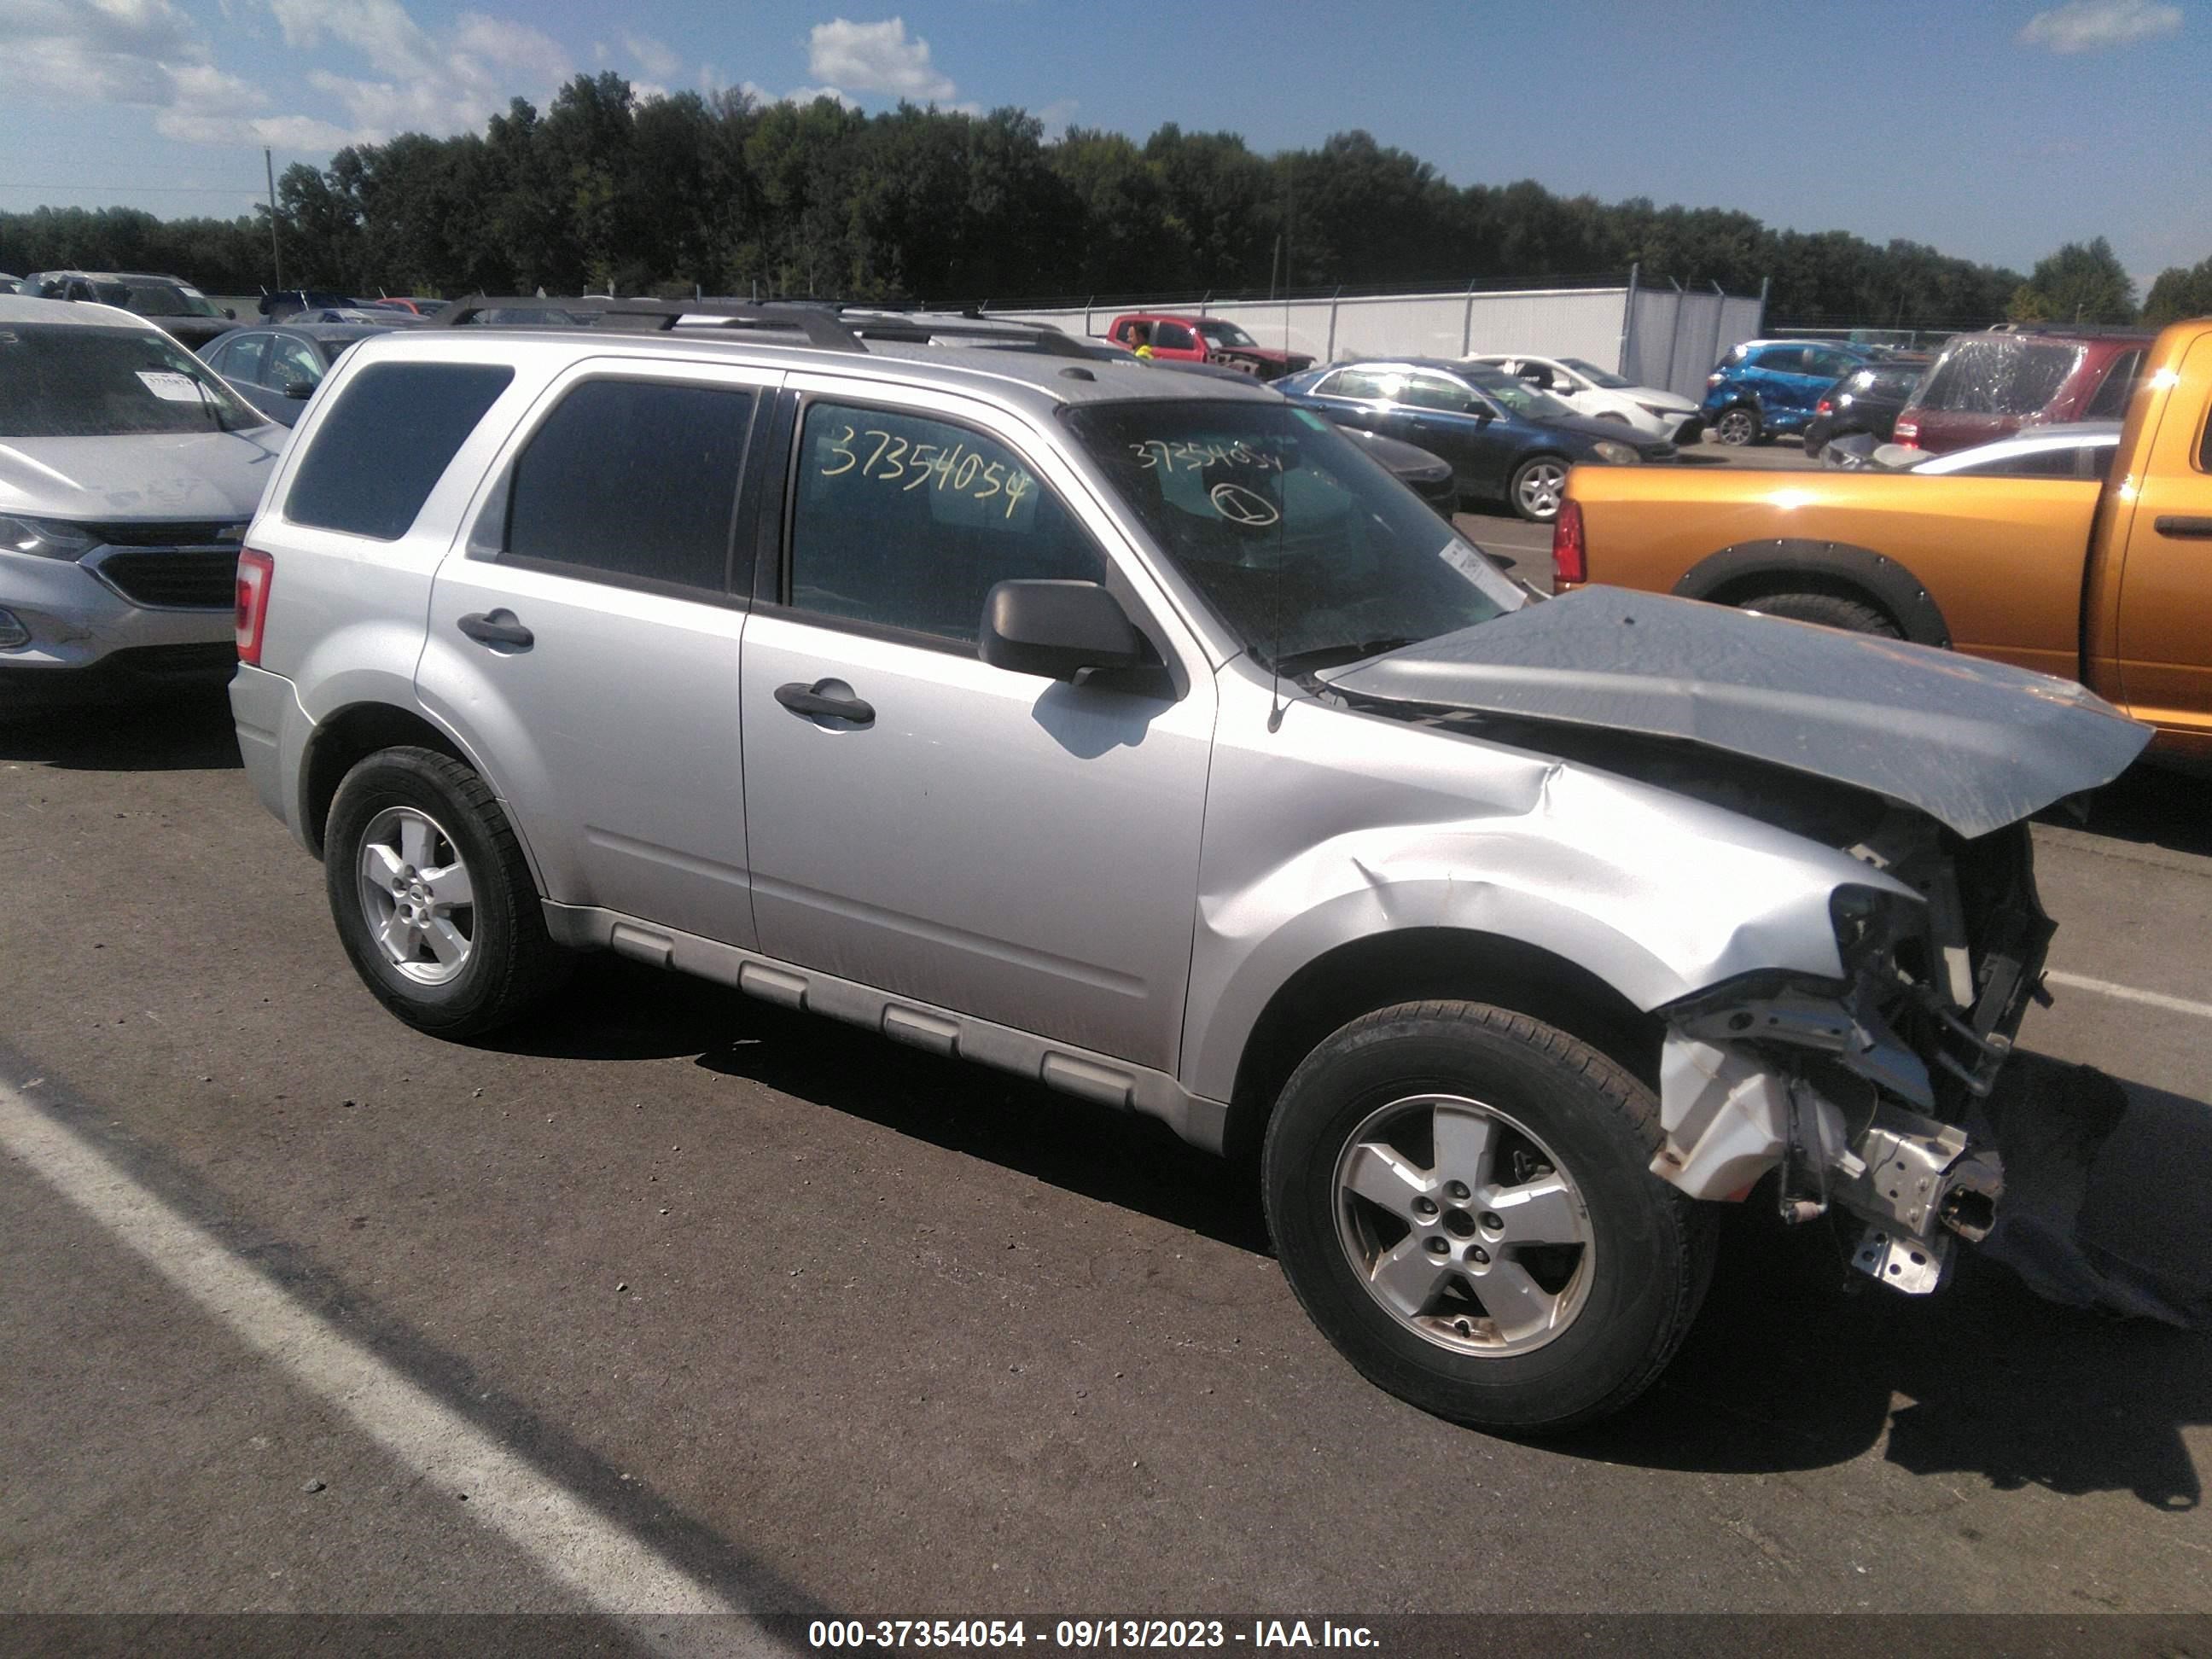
[1652,812,2049,1295]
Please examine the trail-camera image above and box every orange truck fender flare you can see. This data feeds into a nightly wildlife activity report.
[1672,538,1953,649]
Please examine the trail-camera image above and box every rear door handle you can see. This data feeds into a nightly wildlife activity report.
[2153,515,2212,539]
[457,609,533,649]
[775,679,875,724]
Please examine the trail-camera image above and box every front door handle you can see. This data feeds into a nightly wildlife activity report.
[776,679,875,724]
[2154,515,2212,539]
[457,609,533,649]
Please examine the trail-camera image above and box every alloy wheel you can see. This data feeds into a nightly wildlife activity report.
[354,805,476,986]
[1333,1092,1594,1356]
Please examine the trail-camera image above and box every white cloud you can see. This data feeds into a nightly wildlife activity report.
[741,79,861,110]
[2018,0,2183,51]
[622,31,681,80]
[457,13,571,87]
[806,15,954,100]
[265,0,569,141]
[0,0,573,152]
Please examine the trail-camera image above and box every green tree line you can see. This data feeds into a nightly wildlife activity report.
[5,73,2203,330]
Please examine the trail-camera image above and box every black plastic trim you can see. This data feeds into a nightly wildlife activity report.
[1674,538,1953,648]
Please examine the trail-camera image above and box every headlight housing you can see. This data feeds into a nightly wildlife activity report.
[0,516,99,562]
[1830,882,1924,979]
[1637,401,1680,419]
[1591,439,1639,465]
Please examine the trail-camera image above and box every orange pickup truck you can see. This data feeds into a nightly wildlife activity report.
[1558,317,2212,758]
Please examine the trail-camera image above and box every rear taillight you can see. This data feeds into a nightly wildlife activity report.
[236,548,273,665]
[1552,497,1586,586]
[1891,420,1918,449]
[1815,398,1833,415]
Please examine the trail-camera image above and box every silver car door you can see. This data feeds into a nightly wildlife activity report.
[417,360,779,947]
[738,381,1217,1070]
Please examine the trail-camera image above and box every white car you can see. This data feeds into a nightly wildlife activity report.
[1465,354,1703,443]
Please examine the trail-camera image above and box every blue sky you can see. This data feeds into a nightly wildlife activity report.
[3,0,2205,291]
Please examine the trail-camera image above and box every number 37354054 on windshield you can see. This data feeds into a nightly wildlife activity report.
[818,424,1034,518]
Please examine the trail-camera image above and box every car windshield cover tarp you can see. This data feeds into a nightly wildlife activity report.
[1319,585,2151,839]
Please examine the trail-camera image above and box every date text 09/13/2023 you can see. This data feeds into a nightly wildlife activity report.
[806,1620,1382,1650]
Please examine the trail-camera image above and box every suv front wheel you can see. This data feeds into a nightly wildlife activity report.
[1263,1001,1714,1434]
[324,746,570,1038]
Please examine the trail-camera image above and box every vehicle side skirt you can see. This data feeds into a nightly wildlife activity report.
[542,902,1230,1152]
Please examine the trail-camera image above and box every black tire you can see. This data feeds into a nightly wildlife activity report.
[324,745,570,1039]
[1263,1001,1715,1435]
[1505,453,1569,522]
[1738,591,1901,637]
[1712,405,1761,446]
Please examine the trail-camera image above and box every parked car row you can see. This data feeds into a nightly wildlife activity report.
[1558,316,2212,759]
[1703,324,2149,459]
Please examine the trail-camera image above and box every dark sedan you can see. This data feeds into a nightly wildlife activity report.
[1273,358,1674,521]
[1802,362,1927,457]
[197,322,403,428]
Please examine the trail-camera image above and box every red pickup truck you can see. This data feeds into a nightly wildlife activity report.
[1103,312,1313,381]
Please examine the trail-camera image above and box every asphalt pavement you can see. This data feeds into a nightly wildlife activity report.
[0,667,2205,1633]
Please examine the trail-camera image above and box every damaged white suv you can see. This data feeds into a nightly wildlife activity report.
[230,300,2150,1432]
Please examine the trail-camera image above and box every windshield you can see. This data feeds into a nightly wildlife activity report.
[1557,357,1631,389]
[0,323,265,435]
[1066,399,1519,670]
[1197,320,1257,348]
[1463,370,1578,422]
[102,282,224,319]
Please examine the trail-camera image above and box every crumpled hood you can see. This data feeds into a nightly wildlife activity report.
[1320,585,2151,839]
[0,428,284,523]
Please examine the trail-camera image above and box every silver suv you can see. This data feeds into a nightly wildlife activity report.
[1,295,282,704]
[231,300,2148,1433]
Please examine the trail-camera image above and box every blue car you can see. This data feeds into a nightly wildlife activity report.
[1700,340,1879,445]
[1273,358,1675,521]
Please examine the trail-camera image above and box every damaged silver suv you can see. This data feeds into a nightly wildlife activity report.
[230,300,2149,1433]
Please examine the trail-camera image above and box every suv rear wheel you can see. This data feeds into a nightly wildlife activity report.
[1713,405,1761,445]
[324,746,570,1038]
[1263,1001,1714,1434]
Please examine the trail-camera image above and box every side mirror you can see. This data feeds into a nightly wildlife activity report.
[224,307,237,320]
[282,380,317,399]
[980,579,1149,682]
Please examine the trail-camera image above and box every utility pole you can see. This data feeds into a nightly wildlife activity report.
[264,147,283,292]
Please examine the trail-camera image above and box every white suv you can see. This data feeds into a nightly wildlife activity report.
[230,300,2146,1434]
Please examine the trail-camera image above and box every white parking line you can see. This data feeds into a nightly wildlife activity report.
[2046,969,2212,1021]
[0,1078,742,1620]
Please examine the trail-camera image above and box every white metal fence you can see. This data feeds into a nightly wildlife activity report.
[989,273,1767,402]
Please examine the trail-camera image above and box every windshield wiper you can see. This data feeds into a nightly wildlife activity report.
[1268,637,1420,677]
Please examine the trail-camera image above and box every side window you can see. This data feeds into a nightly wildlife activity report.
[2084,350,2143,419]
[503,379,754,595]
[1319,368,1388,400]
[285,362,515,540]
[2198,403,2212,474]
[1807,350,1856,381]
[1401,375,1472,412]
[265,336,323,390]
[1152,322,1196,352]
[1967,446,2087,480]
[222,332,269,384]
[789,401,1104,648]
[1753,347,1807,375]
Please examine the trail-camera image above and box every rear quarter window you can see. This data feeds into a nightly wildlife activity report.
[501,378,755,595]
[2083,349,2144,420]
[284,361,515,539]
[1916,340,2081,416]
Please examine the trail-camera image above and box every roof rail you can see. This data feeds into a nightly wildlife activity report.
[585,297,861,349]
[431,294,1095,358]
